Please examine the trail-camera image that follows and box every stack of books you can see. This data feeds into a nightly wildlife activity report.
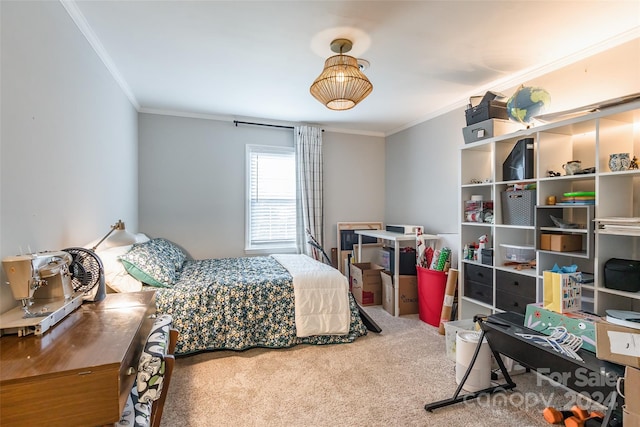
[556,191,595,205]
[595,217,640,234]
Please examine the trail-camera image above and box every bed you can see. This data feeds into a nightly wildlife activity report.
[97,237,368,355]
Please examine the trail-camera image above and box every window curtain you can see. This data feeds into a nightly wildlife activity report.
[295,125,324,260]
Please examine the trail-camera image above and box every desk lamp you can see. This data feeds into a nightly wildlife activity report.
[92,220,137,251]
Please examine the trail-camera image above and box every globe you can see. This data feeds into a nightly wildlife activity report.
[506,86,551,124]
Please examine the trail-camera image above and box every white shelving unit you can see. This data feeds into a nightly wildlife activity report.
[458,99,640,319]
[355,229,438,317]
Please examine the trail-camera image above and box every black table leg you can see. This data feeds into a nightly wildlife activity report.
[425,327,516,412]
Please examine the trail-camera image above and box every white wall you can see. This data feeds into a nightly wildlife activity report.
[138,113,386,258]
[0,1,138,313]
[323,131,386,249]
[385,37,640,237]
[386,110,463,235]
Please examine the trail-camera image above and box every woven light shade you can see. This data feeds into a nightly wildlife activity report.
[310,39,373,111]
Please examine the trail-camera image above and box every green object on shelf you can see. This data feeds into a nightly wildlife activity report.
[563,191,595,197]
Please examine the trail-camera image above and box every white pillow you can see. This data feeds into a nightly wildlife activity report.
[96,233,150,293]
[134,233,150,244]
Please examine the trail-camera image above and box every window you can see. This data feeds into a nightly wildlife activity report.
[246,145,296,252]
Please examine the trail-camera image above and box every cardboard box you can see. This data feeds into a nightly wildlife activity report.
[623,406,640,427]
[625,366,640,414]
[381,271,418,316]
[524,303,599,352]
[540,234,582,252]
[350,263,384,306]
[595,321,640,368]
[543,270,582,314]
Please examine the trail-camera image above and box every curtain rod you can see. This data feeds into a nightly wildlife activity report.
[234,120,293,130]
[233,120,323,132]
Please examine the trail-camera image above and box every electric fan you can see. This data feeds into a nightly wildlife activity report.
[62,247,106,302]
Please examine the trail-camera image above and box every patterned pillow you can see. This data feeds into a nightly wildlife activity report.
[120,241,177,287]
[137,314,173,404]
[149,238,187,271]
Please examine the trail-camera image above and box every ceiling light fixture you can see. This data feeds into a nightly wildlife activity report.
[310,38,373,111]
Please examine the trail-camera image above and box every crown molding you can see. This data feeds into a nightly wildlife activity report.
[139,108,386,138]
[60,0,140,110]
[387,27,640,137]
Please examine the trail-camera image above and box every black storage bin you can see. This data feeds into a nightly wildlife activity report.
[604,258,640,292]
[465,91,509,126]
[481,248,494,265]
[384,247,417,276]
[464,264,493,305]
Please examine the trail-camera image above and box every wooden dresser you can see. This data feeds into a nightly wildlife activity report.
[0,291,156,427]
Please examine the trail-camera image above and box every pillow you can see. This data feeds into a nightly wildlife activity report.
[149,238,187,271]
[97,245,143,293]
[95,233,151,293]
[135,233,151,244]
[119,238,186,287]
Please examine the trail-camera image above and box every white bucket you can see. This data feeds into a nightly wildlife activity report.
[455,331,491,392]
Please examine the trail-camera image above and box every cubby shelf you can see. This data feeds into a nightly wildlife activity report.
[458,99,640,319]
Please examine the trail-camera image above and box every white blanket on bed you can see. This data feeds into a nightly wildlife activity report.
[271,254,350,337]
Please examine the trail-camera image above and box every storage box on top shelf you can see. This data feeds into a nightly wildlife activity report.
[524,303,600,352]
[350,262,384,306]
[595,320,640,368]
[462,119,522,144]
[465,91,509,126]
[381,271,418,316]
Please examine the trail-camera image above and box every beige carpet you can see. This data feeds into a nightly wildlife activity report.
[161,306,592,427]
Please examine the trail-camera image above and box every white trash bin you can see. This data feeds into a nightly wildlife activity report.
[455,331,491,392]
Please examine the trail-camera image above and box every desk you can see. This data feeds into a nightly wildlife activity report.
[355,229,438,317]
[425,312,625,425]
[0,291,156,427]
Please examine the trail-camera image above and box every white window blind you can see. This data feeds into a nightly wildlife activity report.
[246,145,296,251]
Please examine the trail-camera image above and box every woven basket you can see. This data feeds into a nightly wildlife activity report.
[501,190,536,226]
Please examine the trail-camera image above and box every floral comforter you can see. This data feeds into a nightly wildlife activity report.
[152,256,367,355]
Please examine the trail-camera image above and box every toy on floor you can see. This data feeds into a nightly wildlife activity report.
[543,405,604,427]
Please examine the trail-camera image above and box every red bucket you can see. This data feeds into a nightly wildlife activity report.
[417,266,448,327]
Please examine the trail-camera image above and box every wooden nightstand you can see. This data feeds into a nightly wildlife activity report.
[0,291,156,427]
